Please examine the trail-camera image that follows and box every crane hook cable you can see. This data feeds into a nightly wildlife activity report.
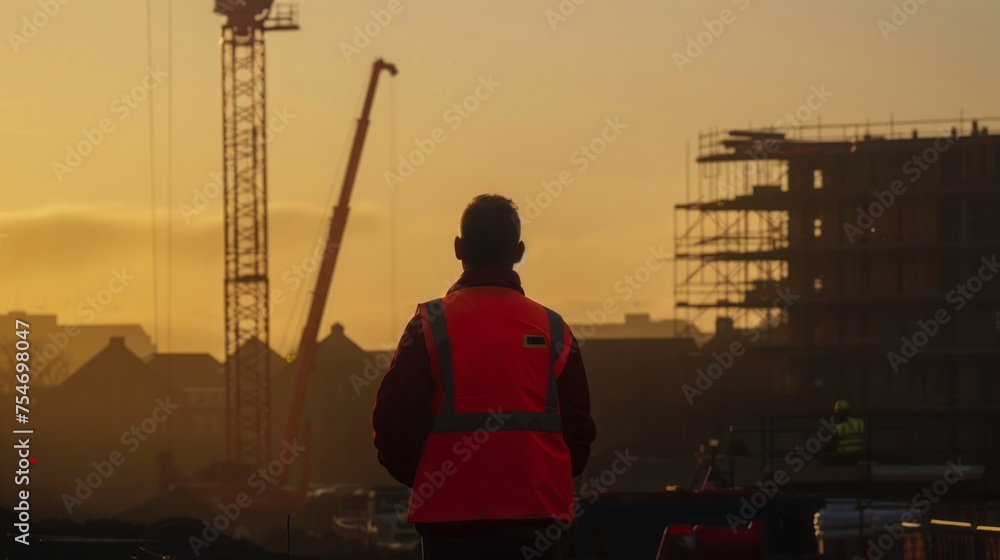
[145,0,160,354]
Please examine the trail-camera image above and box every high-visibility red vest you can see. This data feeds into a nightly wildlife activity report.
[407,286,575,523]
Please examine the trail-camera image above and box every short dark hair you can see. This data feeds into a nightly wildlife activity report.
[460,194,521,267]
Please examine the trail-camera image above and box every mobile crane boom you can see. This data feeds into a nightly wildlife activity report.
[280,59,398,483]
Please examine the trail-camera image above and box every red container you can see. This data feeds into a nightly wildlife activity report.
[656,523,765,560]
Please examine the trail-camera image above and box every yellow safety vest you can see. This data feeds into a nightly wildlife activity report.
[836,417,865,453]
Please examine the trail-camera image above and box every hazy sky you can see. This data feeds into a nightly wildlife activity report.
[2,0,998,359]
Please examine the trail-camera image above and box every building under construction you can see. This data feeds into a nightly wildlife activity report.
[675,117,1000,412]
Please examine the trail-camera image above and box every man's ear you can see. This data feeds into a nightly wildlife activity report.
[454,236,464,261]
[514,240,525,264]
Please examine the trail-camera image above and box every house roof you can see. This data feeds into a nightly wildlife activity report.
[227,336,288,374]
[58,337,154,392]
[146,353,224,389]
[272,323,371,383]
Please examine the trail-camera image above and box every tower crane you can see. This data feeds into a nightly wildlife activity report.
[215,0,298,470]
[165,6,394,513]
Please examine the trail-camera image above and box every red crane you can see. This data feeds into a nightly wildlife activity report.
[279,59,398,485]
[165,59,397,511]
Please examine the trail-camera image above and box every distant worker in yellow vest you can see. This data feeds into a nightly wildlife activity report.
[832,400,865,454]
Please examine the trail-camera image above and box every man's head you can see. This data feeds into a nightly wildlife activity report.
[454,194,524,269]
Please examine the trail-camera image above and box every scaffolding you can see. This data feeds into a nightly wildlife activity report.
[675,114,1000,346]
[674,115,1000,407]
[674,128,791,335]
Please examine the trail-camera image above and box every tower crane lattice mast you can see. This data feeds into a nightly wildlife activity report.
[215,0,298,469]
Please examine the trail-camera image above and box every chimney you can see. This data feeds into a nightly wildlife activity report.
[109,336,126,348]
[330,323,345,337]
[716,317,735,334]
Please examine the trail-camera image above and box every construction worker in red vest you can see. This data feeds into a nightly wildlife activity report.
[373,194,596,559]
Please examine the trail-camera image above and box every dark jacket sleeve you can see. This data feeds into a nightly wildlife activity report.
[372,311,434,488]
[559,334,596,478]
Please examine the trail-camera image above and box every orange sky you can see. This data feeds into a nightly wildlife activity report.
[2,0,999,359]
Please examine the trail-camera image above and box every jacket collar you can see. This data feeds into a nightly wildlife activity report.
[447,266,525,296]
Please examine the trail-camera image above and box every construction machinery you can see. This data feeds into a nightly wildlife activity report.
[179,57,396,509]
[216,0,298,471]
[152,0,302,512]
[160,2,395,515]
[178,58,396,508]
[279,58,398,485]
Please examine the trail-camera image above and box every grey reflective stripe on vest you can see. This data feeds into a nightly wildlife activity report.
[426,298,454,416]
[426,298,564,434]
[432,411,562,433]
